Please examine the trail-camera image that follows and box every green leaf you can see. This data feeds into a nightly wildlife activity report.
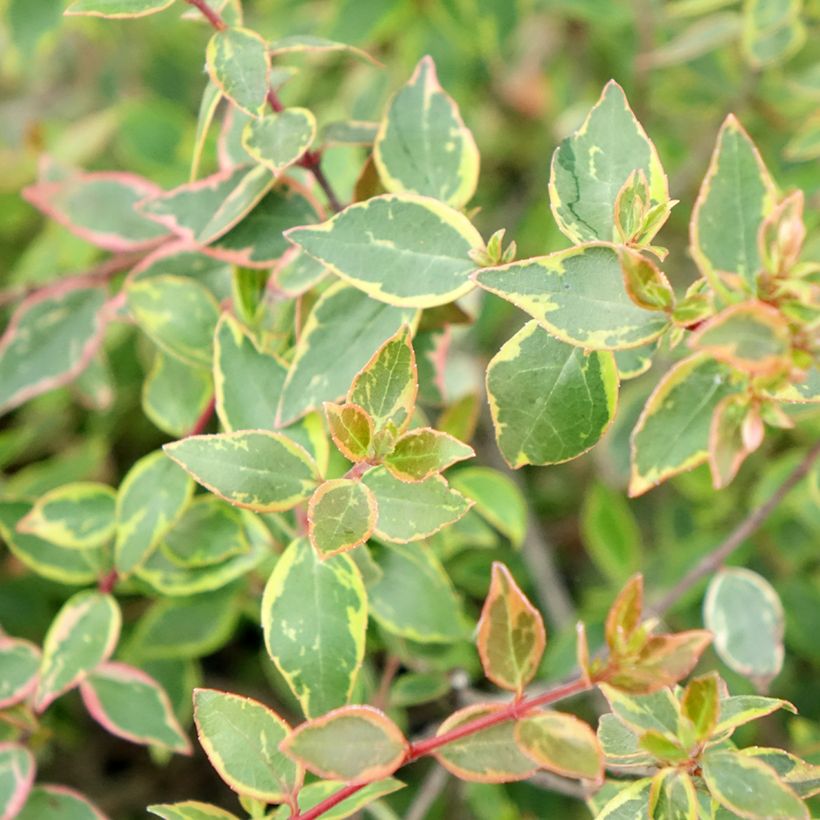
[639,729,689,763]
[713,696,797,738]
[0,499,106,586]
[162,496,250,567]
[742,0,806,67]
[691,115,777,290]
[308,479,377,559]
[321,120,379,146]
[449,467,526,547]
[282,706,407,783]
[275,248,328,295]
[689,301,792,376]
[115,450,194,575]
[581,482,642,585]
[384,428,474,481]
[476,562,545,693]
[614,340,658,380]
[599,685,681,738]
[650,769,698,820]
[474,245,669,350]
[595,778,653,819]
[65,0,174,16]
[433,703,538,783]
[285,194,483,308]
[739,748,820,799]
[126,585,241,660]
[193,688,302,803]
[274,778,405,820]
[277,282,418,426]
[704,567,785,683]
[164,431,319,513]
[374,55,479,209]
[324,403,374,462]
[629,354,739,496]
[80,661,191,753]
[17,482,115,550]
[22,172,167,251]
[262,538,366,717]
[0,743,35,820]
[191,81,221,181]
[702,749,808,819]
[149,801,240,820]
[597,714,653,768]
[515,711,603,780]
[16,785,106,820]
[267,34,380,65]
[137,165,274,246]
[0,283,107,416]
[389,672,450,707]
[34,590,121,711]
[486,321,619,467]
[242,109,316,174]
[206,28,270,116]
[784,111,820,161]
[680,673,719,743]
[366,540,469,643]
[142,352,213,438]
[348,326,417,433]
[549,81,668,244]
[127,275,220,367]
[362,467,471,543]
[0,638,40,709]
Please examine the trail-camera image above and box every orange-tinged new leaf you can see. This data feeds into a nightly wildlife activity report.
[281,705,407,784]
[680,672,720,743]
[476,562,546,693]
[605,574,644,654]
[515,711,604,781]
[324,402,374,462]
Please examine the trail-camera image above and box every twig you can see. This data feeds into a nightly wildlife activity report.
[405,765,449,820]
[184,0,226,30]
[371,655,401,712]
[187,396,216,436]
[529,770,593,800]
[648,439,820,619]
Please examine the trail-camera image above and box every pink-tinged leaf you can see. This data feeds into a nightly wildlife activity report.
[0,280,109,416]
[22,172,168,252]
[0,743,35,820]
[34,590,121,712]
[0,637,41,709]
[476,562,546,694]
[689,301,792,377]
[15,784,108,820]
[324,402,375,462]
[136,165,274,247]
[605,574,644,654]
[618,248,674,312]
[281,706,408,784]
[307,479,378,559]
[708,394,757,490]
[433,703,538,783]
[515,711,604,781]
[383,428,474,482]
[80,662,191,754]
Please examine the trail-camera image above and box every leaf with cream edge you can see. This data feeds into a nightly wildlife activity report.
[262,538,367,717]
[16,784,107,820]
[267,34,381,65]
[17,482,116,550]
[80,661,191,754]
[285,194,484,308]
[680,673,720,743]
[549,81,669,244]
[433,703,538,783]
[149,802,239,820]
[126,275,220,368]
[65,0,174,16]
[739,748,820,799]
[476,562,545,693]
[0,744,35,820]
[0,638,40,709]
[136,165,274,247]
[308,479,377,558]
[629,354,739,496]
[650,769,699,819]
[362,467,472,543]
[374,55,479,209]
[191,81,221,181]
[348,326,417,434]
[241,109,316,174]
[277,282,418,426]
[0,282,107,416]
[193,688,302,803]
[163,431,319,513]
[473,244,670,351]
[689,301,792,376]
[702,749,808,819]
[22,172,167,251]
[282,706,407,783]
[691,115,777,291]
[704,567,785,683]
[596,778,653,819]
[142,353,213,438]
[206,28,270,116]
[34,590,121,712]
[324,403,374,462]
[515,711,604,780]
[272,778,405,820]
[714,696,797,738]
[115,450,194,576]
[486,321,619,468]
[384,428,474,481]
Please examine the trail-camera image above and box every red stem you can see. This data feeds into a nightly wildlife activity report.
[188,396,216,436]
[293,676,590,820]
[184,0,226,30]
